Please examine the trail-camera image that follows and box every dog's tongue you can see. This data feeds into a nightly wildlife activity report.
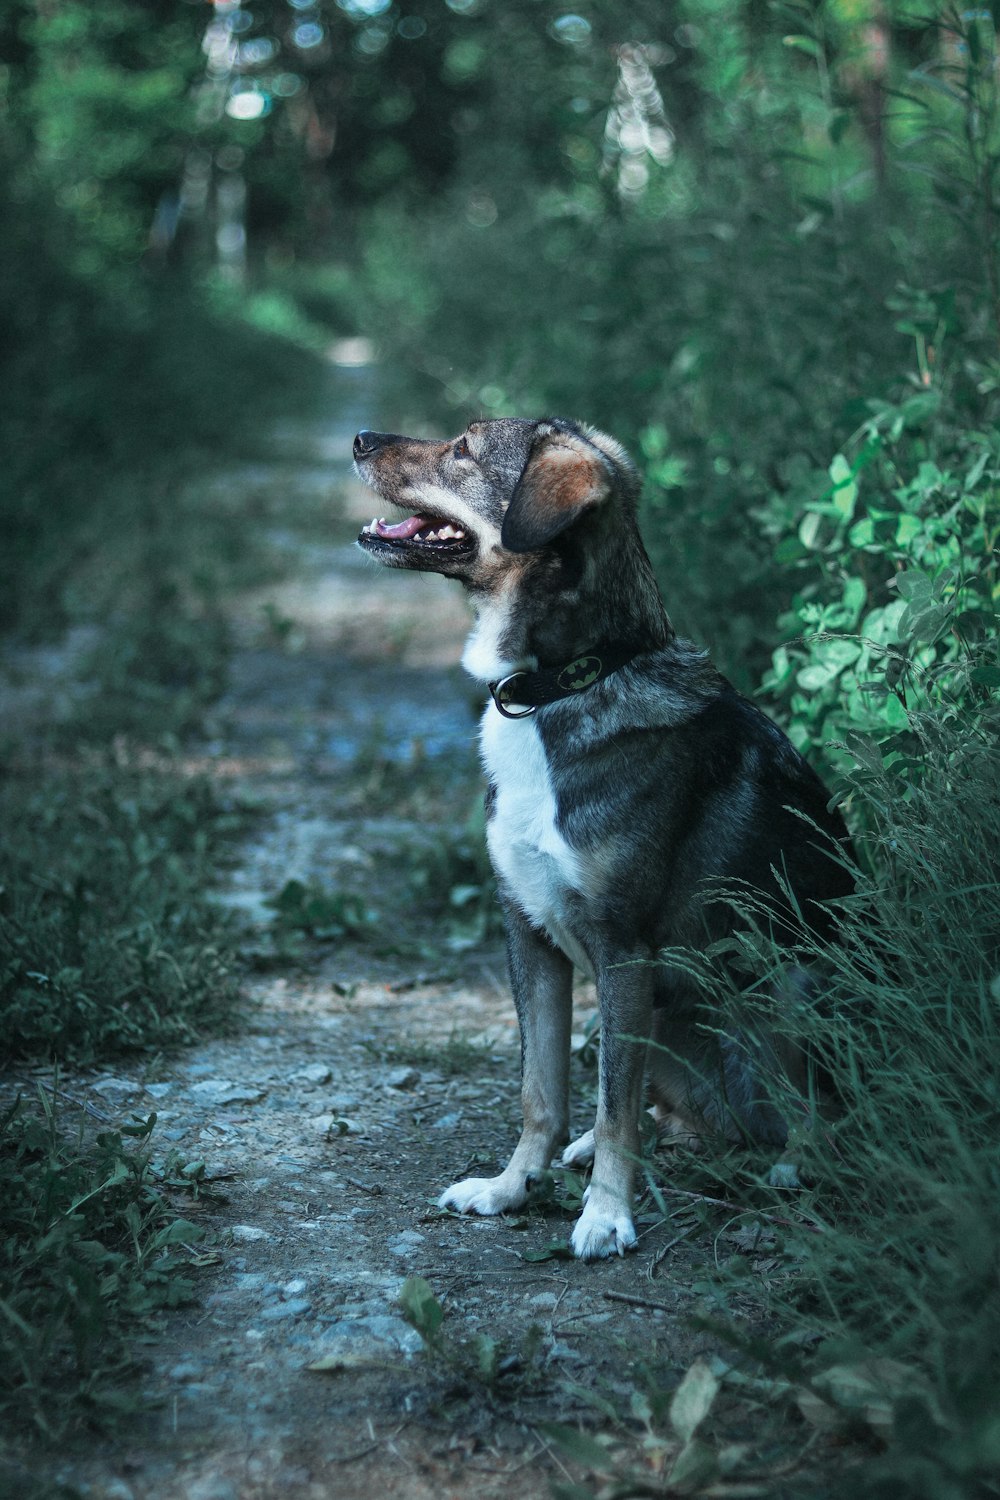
[375,514,429,540]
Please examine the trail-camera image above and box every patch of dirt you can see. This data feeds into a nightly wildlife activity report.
[3,377,781,1500]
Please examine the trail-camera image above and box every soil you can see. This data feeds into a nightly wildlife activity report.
[1,367,795,1500]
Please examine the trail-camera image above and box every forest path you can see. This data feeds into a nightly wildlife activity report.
[31,366,719,1500]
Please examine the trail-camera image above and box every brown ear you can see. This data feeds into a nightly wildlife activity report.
[501,427,613,553]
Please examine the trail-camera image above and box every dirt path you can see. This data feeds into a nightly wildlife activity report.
[14,371,759,1500]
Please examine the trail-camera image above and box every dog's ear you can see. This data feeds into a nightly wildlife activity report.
[501,426,614,553]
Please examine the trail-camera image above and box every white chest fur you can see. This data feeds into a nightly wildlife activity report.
[480,708,595,974]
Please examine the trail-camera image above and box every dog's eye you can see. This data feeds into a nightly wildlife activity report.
[453,437,471,460]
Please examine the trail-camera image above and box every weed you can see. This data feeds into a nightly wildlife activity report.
[268,878,377,943]
[261,800,501,962]
[0,759,243,1062]
[396,802,503,951]
[0,1085,207,1437]
[397,1274,541,1393]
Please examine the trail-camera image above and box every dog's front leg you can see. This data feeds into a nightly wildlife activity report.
[438,907,572,1218]
[570,955,652,1260]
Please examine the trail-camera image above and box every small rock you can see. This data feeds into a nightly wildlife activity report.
[313,1113,361,1135]
[92,1077,142,1098]
[387,1229,426,1257]
[100,1481,136,1500]
[432,1111,462,1129]
[326,1094,361,1112]
[186,1478,238,1500]
[283,1278,308,1298]
[169,1361,204,1382]
[292,1063,333,1086]
[230,1224,269,1243]
[145,1082,172,1099]
[311,1314,423,1359]
[231,1273,266,1291]
[387,1067,420,1091]
[260,1299,312,1321]
[547,1341,584,1364]
[190,1079,266,1107]
[528,1291,558,1310]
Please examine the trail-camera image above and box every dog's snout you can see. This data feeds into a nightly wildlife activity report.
[353,430,381,461]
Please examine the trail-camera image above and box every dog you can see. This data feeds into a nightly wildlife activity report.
[354,417,852,1260]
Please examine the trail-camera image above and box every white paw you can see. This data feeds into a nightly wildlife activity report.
[438,1175,527,1217]
[570,1197,638,1260]
[561,1128,596,1168]
[767,1160,803,1190]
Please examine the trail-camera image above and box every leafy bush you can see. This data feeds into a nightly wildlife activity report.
[759,322,1000,783]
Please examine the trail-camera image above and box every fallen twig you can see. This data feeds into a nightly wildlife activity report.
[647,1219,704,1279]
[603,1289,676,1314]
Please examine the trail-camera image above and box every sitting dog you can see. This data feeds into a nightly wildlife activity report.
[354,418,852,1260]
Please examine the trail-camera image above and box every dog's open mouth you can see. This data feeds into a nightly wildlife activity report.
[359,513,473,552]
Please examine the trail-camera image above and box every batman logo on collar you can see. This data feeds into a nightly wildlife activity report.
[557,655,602,693]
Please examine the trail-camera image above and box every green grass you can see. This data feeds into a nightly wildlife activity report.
[558,705,1000,1499]
[734,710,1000,1497]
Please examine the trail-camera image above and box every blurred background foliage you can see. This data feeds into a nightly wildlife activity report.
[2,0,997,742]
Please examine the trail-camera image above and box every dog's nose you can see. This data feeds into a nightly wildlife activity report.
[353,430,381,460]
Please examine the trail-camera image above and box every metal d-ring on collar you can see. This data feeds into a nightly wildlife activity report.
[489,672,538,719]
[488,643,640,720]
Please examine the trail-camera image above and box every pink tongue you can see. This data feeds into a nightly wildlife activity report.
[376,514,429,540]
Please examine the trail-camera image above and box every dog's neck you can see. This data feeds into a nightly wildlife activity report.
[462,524,672,683]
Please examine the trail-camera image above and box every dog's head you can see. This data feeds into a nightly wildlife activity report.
[354,418,640,585]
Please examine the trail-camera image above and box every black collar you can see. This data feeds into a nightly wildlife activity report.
[488,643,640,718]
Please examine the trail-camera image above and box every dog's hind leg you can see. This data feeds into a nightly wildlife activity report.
[570,953,654,1260]
[561,1127,596,1168]
[438,909,572,1218]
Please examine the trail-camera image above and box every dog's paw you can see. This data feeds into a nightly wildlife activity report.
[767,1159,803,1190]
[570,1198,638,1260]
[561,1129,596,1169]
[438,1175,526,1217]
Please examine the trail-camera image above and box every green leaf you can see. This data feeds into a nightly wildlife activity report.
[397,1275,444,1340]
[536,1422,616,1472]
[668,1436,718,1492]
[783,34,823,58]
[474,1332,499,1382]
[970,665,1000,687]
[849,516,875,548]
[799,511,823,550]
[670,1356,721,1443]
[828,453,858,520]
[521,1240,574,1262]
[895,513,922,546]
[893,570,933,603]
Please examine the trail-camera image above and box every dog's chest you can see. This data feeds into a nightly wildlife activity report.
[480,709,596,971]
